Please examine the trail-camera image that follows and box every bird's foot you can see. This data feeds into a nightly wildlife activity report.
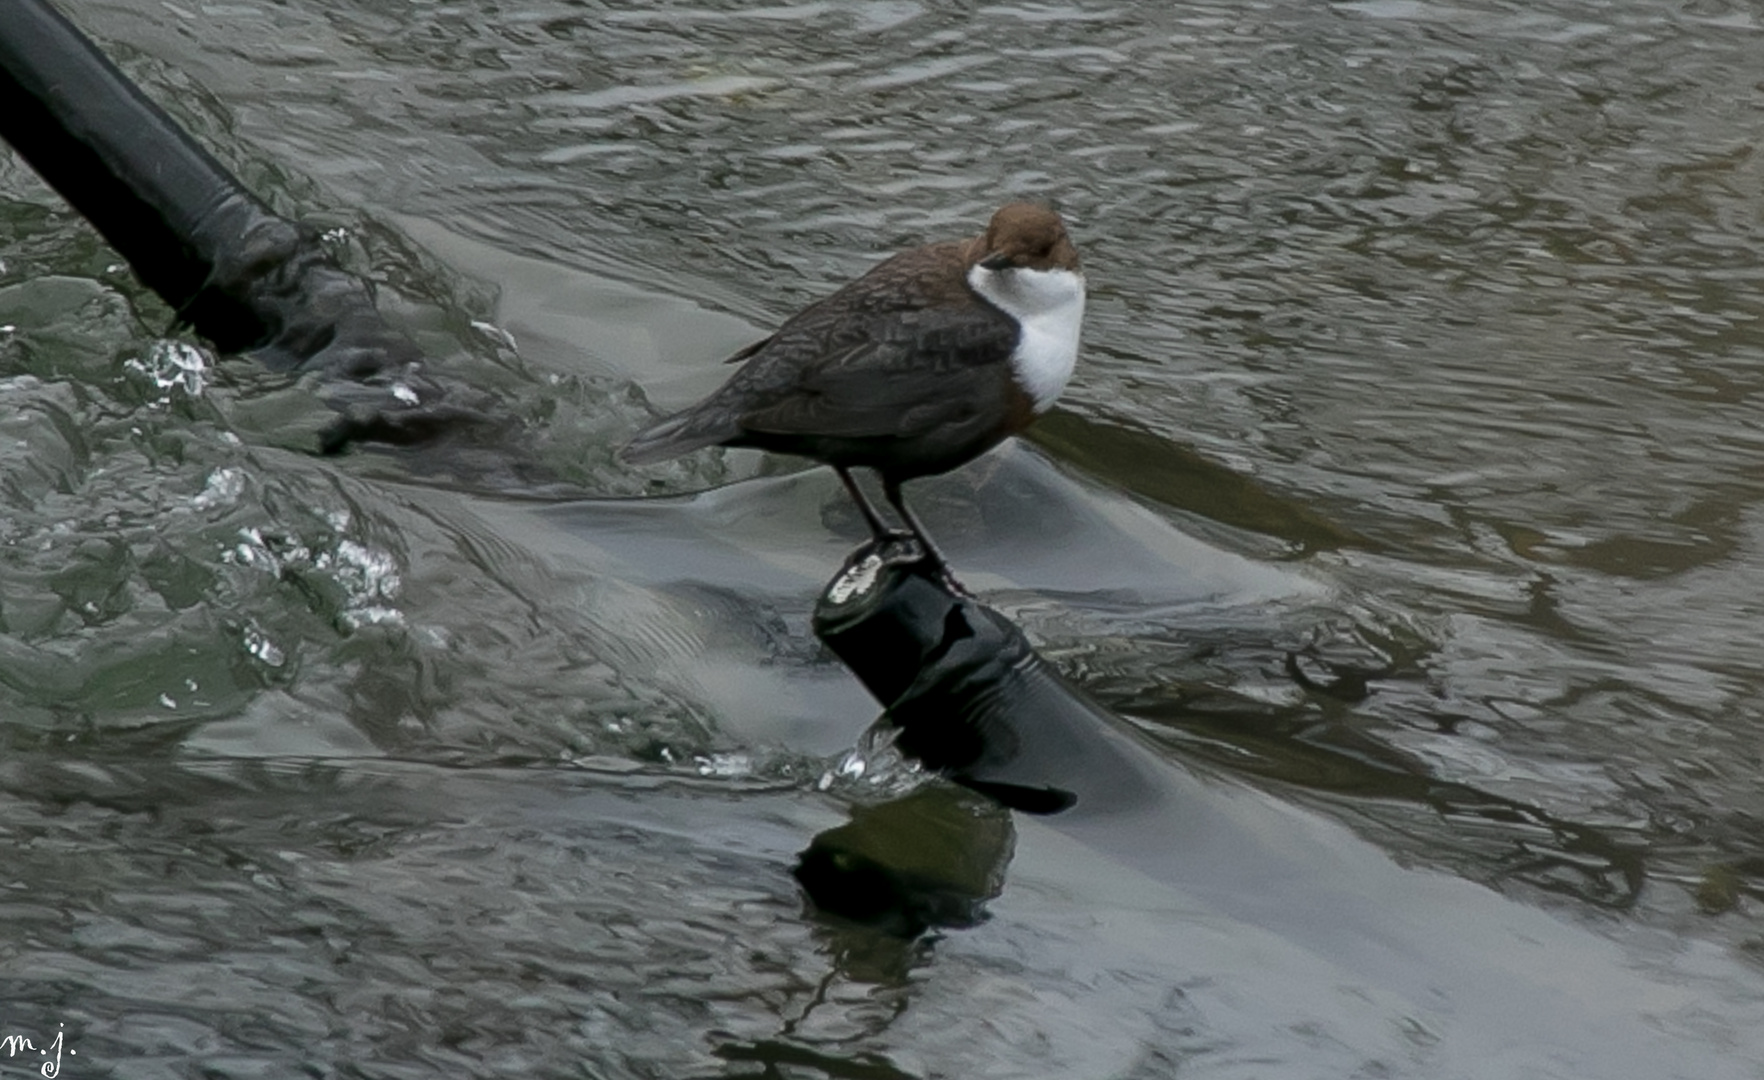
[863,529,920,562]
[858,531,970,598]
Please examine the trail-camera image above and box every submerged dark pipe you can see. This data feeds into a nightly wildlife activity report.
[798,540,1166,932]
[0,0,269,351]
[813,540,1161,817]
[0,0,476,447]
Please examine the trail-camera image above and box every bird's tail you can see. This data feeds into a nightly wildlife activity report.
[618,407,737,465]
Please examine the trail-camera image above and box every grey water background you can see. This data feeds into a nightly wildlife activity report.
[3,0,1764,1076]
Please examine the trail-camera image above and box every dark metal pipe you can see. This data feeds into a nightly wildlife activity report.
[0,0,274,351]
[0,0,472,448]
[797,540,1171,932]
[812,540,1163,819]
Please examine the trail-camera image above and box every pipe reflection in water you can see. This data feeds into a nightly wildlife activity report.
[794,786,1012,938]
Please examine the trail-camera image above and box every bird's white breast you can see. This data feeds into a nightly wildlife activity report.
[968,264,1086,413]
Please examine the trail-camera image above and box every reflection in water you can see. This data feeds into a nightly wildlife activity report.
[796,786,1014,938]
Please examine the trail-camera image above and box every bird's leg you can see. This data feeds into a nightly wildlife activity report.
[836,467,912,545]
[882,478,970,596]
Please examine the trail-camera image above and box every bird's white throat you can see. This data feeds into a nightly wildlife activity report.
[968,265,1086,413]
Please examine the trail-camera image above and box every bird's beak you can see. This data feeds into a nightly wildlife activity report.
[978,252,1013,271]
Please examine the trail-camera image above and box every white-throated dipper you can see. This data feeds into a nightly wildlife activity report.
[621,203,1086,583]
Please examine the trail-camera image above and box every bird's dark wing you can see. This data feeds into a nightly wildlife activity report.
[734,304,1018,439]
[738,354,1000,438]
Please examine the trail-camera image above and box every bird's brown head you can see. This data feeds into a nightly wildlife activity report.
[974,204,1080,273]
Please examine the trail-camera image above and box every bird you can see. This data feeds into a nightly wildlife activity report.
[620,203,1085,586]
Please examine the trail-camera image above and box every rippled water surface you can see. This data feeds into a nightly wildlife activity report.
[4,0,1764,1076]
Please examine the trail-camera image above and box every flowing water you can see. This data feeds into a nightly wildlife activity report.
[4,0,1764,1076]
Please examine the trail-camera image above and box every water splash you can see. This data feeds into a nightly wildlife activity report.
[225,524,406,632]
[330,539,405,630]
[192,468,245,511]
[695,752,754,778]
[815,724,923,796]
[242,622,287,668]
[123,339,212,400]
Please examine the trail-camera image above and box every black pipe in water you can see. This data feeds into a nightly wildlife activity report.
[0,0,477,448]
[797,540,1168,933]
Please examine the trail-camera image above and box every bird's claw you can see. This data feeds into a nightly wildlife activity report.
[862,533,971,597]
[864,530,920,564]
